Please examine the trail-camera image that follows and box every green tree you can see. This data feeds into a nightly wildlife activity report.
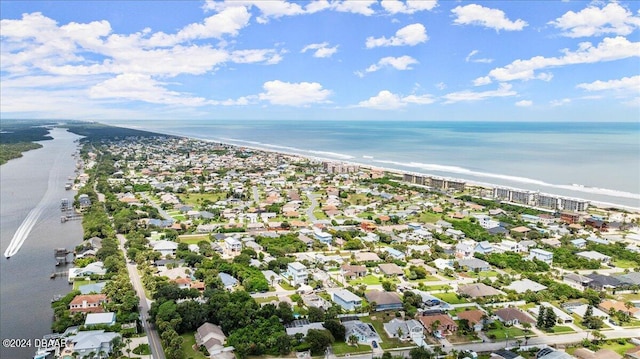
[305,329,334,355]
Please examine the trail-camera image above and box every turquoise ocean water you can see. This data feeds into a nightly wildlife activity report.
[107,120,640,209]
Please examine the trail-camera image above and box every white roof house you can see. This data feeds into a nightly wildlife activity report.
[85,312,116,327]
[505,279,548,294]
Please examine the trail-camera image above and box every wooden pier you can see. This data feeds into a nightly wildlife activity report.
[54,248,72,265]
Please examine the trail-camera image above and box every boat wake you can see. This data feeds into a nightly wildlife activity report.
[4,145,62,258]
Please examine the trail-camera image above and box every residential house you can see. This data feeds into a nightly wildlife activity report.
[150,240,178,257]
[341,264,367,280]
[383,318,424,342]
[570,238,587,249]
[378,263,404,277]
[456,258,491,272]
[492,349,525,359]
[531,303,574,324]
[365,290,403,311]
[495,240,522,253]
[195,322,228,356]
[332,289,362,311]
[455,240,476,259]
[574,348,621,359]
[541,238,562,248]
[173,277,192,290]
[576,251,611,264]
[494,307,536,326]
[218,272,238,291]
[69,294,109,313]
[286,262,308,286]
[285,320,325,336]
[456,309,486,332]
[78,281,107,295]
[224,237,242,252]
[445,228,465,240]
[505,279,548,294]
[474,241,494,255]
[563,273,593,291]
[355,252,381,262]
[599,300,640,318]
[384,247,406,260]
[585,274,623,291]
[314,231,333,244]
[68,261,107,282]
[60,330,121,359]
[343,320,382,345]
[418,314,458,337]
[528,248,553,265]
[458,283,503,298]
[85,312,116,327]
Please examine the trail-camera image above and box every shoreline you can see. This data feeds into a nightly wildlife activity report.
[95,121,640,213]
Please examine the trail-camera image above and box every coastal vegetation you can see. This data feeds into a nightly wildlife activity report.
[0,120,53,165]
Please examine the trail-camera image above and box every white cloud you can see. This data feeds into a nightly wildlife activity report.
[473,76,492,86]
[380,0,438,14]
[549,2,640,38]
[357,90,435,109]
[435,82,447,90]
[364,55,419,73]
[332,0,377,16]
[477,36,640,83]
[258,80,332,106]
[301,42,339,58]
[89,73,209,106]
[366,23,428,48]
[465,49,493,63]
[550,98,571,107]
[452,4,527,31]
[515,100,532,107]
[231,49,283,64]
[577,75,640,93]
[442,83,517,103]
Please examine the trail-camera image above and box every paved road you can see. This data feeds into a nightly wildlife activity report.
[305,191,318,222]
[140,193,174,221]
[117,234,165,359]
[252,186,260,204]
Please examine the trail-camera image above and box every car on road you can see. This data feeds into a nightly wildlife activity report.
[371,341,378,348]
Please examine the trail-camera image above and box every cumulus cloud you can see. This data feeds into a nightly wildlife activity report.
[332,0,377,16]
[89,73,209,106]
[577,75,640,95]
[363,56,419,74]
[442,83,517,103]
[550,98,571,107]
[476,36,640,83]
[549,2,640,38]
[258,80,332,106]
[301,42,339,58]
[465,50,493,63]
[380,0,437,14]
[452,4,527,31]
[366,23,428,48]
[357,90,435,109]
[515,100,532,107]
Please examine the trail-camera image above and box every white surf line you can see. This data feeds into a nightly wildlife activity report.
[4,140,65,258]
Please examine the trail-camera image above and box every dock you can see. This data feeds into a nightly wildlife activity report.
[54,248,72,265]
[49,271,69,280]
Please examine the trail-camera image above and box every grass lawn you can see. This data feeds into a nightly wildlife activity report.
[419,284,452,291]
[331,342,371,355]
[486,326,525,340]
[418,211,442,223]
[622,319,640,327]
[409,275,441,282]
[433,292,469,305]
[72,280,96,290]
[313,210,328,220]
[600,341,637,355]
[549,325,575,334]
[178,193,227,207]
[462,271,499,278]
[349,274,382,286]
[280,282,296,290]
[180,332,209,359]
[167,210,186,221]
[346,194,372,206]
[254,296,279,304]
[613,259,638,269]
[179,235,210,244]
[616,293,640,301]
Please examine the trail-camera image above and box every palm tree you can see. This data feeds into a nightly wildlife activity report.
[348,334,358,346]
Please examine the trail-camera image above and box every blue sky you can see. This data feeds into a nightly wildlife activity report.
[1,0,639,121]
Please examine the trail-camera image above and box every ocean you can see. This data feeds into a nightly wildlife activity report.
[107,120,640,209]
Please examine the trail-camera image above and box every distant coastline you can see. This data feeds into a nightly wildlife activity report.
[97,121,640,212]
